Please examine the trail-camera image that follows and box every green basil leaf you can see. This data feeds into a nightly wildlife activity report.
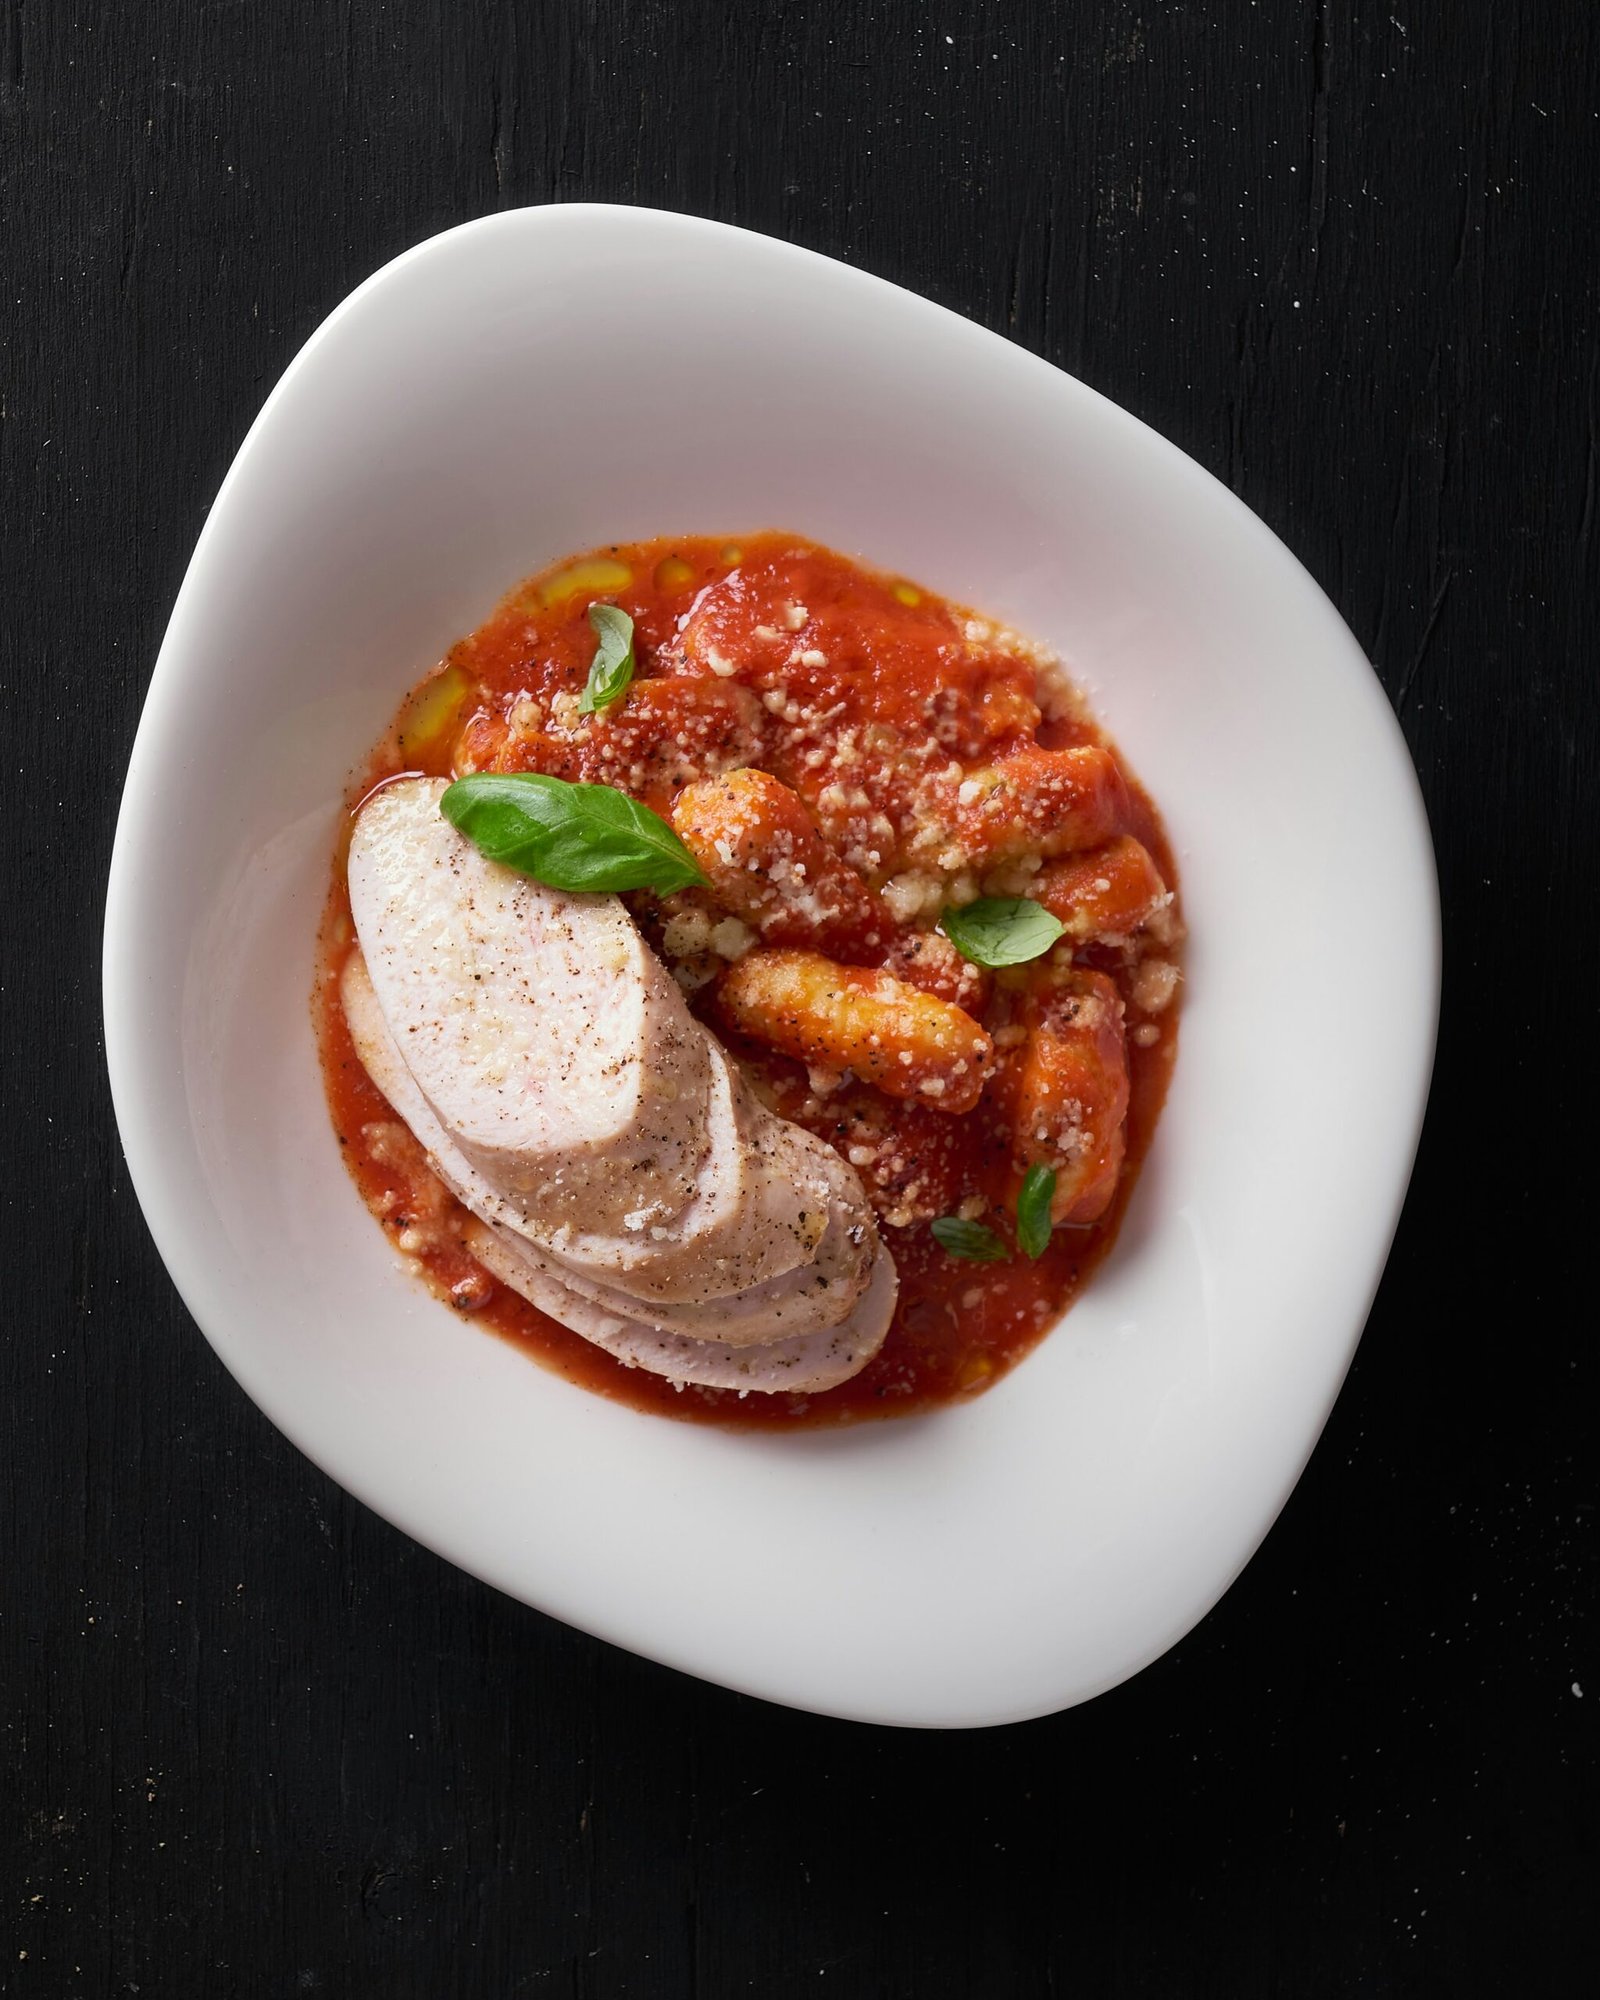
[439,772,708,894]
[579,603,636,714]
[938,896,1066,969]
[1015,1164,1058,1260]
[930,1216,1008,1263]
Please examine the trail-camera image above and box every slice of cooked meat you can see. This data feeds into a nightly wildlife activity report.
[349,777,714,1235]
[347,777,875,1308]
[464,1220,896,1395]
[343,951,886,1349]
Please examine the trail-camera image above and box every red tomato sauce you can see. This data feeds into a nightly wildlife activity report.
[314,534,1182,1428]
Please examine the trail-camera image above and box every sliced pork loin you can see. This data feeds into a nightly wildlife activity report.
[342,952,888,1350]
[342,778,896,1387]
[463,1220,898,1395]
[348,778,870,1308]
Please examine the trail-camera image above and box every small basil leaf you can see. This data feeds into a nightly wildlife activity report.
[1015,1165,1058,1260]
[439,772,708,894]
[939,896,1066,969]
[930,1216,1008,1263]
[579,603,636,714]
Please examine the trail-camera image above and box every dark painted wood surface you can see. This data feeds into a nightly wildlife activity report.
[3,3,1595,1993]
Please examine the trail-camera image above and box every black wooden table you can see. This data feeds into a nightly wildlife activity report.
[5,4,1595,1993]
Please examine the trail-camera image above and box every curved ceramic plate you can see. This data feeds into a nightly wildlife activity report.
[104,205,1438,1727]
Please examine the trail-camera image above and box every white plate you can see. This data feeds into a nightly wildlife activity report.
[103,205,1438,1727]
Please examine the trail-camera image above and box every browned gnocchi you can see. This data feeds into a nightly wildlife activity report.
[715,947,995,1114]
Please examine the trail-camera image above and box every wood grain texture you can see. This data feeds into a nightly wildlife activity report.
[3,1,1596,1993]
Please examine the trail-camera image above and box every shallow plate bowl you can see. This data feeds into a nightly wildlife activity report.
[104,204,1439,1727]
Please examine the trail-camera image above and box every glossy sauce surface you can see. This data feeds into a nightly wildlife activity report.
[316,534,1182,1427]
